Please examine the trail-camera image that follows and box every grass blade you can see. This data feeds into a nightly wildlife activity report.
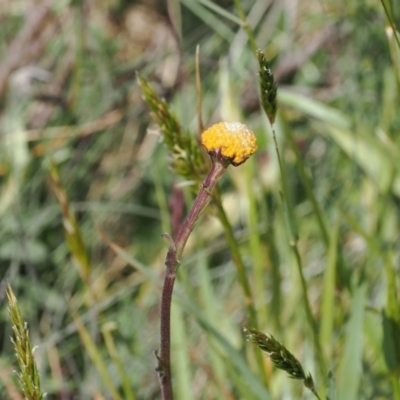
[101,323,137,400]
[100,233,272,399]
[319,218,339,356]
[171,305,192,400]
[383,252,400,399]
[337,284,367,400]
[71,311,122,400]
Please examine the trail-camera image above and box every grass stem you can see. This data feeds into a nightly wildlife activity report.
[233,0,258,54]
[213,188,269,387]
[271,122,326,377]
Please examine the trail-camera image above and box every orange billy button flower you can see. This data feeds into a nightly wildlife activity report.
[201,121,257,166]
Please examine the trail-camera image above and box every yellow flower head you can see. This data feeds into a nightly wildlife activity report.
[201,122,257,166]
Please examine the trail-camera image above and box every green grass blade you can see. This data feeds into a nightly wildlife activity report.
[48,160,91,282]
[329,125,400,196]
[212,192,269,386]
[171,305,192,400]
[197,0,242,25]
[278,89,350,129]
[326,370,337,400]
[180,0,234,41]
[282,113,330,247]
[274,118,299,243]
[383,252,400,399]
[102,236,272,399]
[72,312,122,400]
[197,249,229,398]
[384,252,400,331]
[337,284,367,400]
[244,157,266,327]
[224,359,260,400]
[385,24,400,86]
[233,0,258,53]
[101,323,137,400]
[185,302,272,400]
[319,219,339,355]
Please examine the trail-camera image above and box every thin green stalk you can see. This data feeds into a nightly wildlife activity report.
[170,305,192,400]
[48,159,90,283]
[213,192,256,321]
[195,52,267,384]
[292,245,327,378]
[180,0,234,41]
[392,377,400,400]
[213,188,269,387]
[244,158,267,327]
[391,377,400,400]
[282,120,330,247]
[139,73,264,397]
[319,219,339,357]
[380,0,400,50]
[72,312,122,400]
[233,0,258,54]
[198,0,243,26]
[384,250,400,400]
[257,49,326,377]
[265,197,283,334]
[273,122,326,377]
[197,247,230,398]
[101,323,137,400]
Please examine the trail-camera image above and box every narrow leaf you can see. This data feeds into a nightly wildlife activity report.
[337,284,367,400]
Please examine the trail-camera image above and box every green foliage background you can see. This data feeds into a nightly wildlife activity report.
[0,0,399,399]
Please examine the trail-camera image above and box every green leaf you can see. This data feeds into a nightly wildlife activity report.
[319,219,339,353]
[337,284,367,400]
[326,370,337,400]
[171,305,192,400]
[278,89,350,129]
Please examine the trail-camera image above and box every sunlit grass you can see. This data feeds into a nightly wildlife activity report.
[0,0,400,399]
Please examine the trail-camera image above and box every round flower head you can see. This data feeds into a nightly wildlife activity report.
[201,122,257,166]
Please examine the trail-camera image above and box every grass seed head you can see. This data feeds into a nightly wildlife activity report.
[244,328,320,399]
[7,284,45,400]
[257,49,278,125]
[137,73,207,181]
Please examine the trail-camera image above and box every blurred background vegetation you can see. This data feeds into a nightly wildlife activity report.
[0,0,399,399]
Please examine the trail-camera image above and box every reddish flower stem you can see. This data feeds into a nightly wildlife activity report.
[157,160,227,400]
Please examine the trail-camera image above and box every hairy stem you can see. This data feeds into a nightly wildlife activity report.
[157,160,227,400]
[158,270,176,400]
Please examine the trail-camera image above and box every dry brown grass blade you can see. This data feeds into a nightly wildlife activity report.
[23,110,122,156]
[96,224,161,283]
[48,160,91,282]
